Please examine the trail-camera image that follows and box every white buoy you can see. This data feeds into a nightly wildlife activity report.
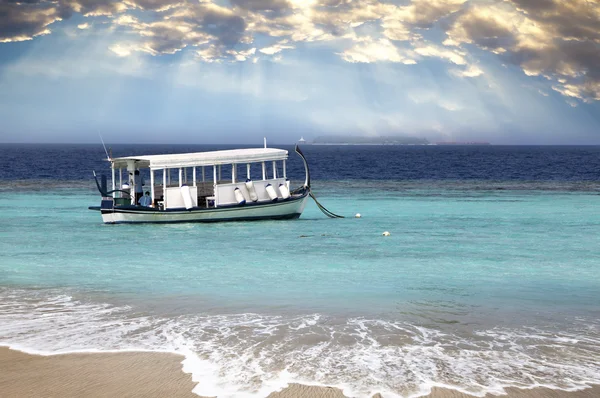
[355,213,361,218]
[382,231,390,236]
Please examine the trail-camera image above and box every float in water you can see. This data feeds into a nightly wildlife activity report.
[89,145,315,224]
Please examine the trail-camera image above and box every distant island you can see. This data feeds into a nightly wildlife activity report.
[302,136,491,145]
[435,141,491,145]
[311,136,430,145]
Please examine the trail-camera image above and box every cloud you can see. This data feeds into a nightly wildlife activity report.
[162,3,248,47]
[340,38,416,64]
[227,47,256,62]
[229,0,291,13]
[180,3,247,47]
[258,40,294,55]
[508,0,600,43]
[112,16,211,56]
[111,3,247,59]
[109,43,135,57]
[247,5,338,43]
[62,0,128,16]
[0,1,67,43]
[388,0,466,29]
[1,0,599,103]
[122,0,182,11]
[451,64,483,78]
[0,0,130,43]
[552,81,600,102]
[414,44,467,65]
[196,44,223,63]
[444,0,600,101]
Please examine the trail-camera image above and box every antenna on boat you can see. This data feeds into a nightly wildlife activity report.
[99,132,111,161]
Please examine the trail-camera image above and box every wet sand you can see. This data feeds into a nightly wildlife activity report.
[267,385,600,398]
[1,347,599,398]
[0,347,198,398]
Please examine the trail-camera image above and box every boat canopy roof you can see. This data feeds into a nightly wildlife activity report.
[111,148,288,170]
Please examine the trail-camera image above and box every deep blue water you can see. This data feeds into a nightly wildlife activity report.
[2,144,600,183]
[1,144,599,398]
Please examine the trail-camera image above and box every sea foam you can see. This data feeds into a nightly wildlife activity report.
[1,288,599,398]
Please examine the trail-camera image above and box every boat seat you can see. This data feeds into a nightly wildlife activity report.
[205,196,215,208]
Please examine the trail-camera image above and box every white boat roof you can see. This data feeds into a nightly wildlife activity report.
[111,148,288,169]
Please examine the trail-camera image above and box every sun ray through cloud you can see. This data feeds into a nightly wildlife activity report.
[0,0,599,143]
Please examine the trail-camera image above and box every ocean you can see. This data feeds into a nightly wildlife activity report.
[1,144,599,397]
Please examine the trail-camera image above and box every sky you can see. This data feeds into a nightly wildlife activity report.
[0,0,599,144]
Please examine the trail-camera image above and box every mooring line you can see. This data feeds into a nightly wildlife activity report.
[309,189,345,218]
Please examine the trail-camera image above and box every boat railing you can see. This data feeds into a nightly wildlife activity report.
[112,178,292,209]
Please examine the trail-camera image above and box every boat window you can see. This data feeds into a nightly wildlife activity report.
[181,167,192,185]
[164,169,172,186]
[199,166,207,183]
[267,162,273,180]
[233,164,240,183]
[219,164,232,183]
[138,168,151,188]
[247,163,262,181]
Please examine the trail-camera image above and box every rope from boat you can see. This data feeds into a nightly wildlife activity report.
[309,189,345,218]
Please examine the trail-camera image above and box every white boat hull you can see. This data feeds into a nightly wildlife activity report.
[99,194,309,224]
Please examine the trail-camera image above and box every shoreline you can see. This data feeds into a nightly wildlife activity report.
[2,347,599,398]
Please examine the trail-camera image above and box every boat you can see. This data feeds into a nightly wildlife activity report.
[89,145,312,224]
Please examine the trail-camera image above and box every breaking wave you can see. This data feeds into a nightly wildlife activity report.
[1,288,599,398]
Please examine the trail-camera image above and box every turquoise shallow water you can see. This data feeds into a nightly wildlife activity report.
[1,183,600,397]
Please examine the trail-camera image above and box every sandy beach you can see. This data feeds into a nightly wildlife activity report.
[1,347,599,398]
